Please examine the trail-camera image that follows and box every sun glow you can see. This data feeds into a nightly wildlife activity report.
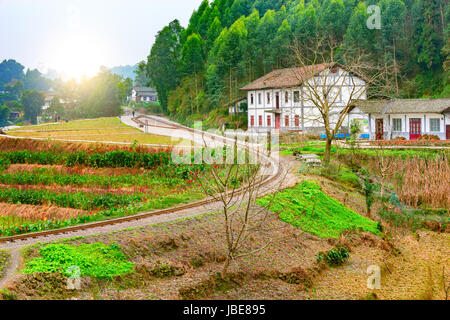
[49,34,106,80]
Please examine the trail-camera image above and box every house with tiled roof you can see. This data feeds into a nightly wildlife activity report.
[240,63,367,133]
[349,99,450,140]
[129,86,158,103]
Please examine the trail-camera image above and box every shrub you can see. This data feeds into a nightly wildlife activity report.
[317,247,349,266]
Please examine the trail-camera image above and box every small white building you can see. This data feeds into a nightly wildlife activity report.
[129,86,158,103]
[240,63,367,133]
[349,99,450,140]
[226,97,247,116]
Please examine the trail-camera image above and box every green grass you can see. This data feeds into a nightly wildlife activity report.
[258,180,380,238]
[0,250,9,279]
[22,243,134,279]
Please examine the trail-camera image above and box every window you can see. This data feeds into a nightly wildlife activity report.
[293,91,300,103]
[285,91,289,103]
[250,94,254,105]
[295,115,300,127]
[258,93,262,104]
[267,92,270,104]
[250,115,254,126]
[258,115,262,126]
[392,118,402,132]
[267,115,271,127]
[430,118,440,132]
[285,115,289,127]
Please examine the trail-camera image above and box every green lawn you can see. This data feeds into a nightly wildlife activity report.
[258,180,380,238]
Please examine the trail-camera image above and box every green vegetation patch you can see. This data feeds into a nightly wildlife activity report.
[0,249,9,279]
[22,243,134,279]
[257,180,379,238]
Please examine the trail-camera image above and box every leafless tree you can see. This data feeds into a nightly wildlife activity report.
[194,138,287,277]
[372,142,396,199]
[291,39,385,165]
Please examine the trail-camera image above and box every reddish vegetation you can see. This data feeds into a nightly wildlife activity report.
[392,156,450,209]
[0,137,172,154]
[369,139,450,147]
[0,203,86,221]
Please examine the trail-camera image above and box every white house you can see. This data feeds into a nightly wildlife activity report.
[240,63,367,133]
[349,99,450,140]
[129,86,158,103]
[226,97,247,116]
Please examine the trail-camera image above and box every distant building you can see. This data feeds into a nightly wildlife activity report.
[9,111,20,120]
[350,99,450,140]
[129,87,158,103]
[40,91,57,110]
[226,97,247,116]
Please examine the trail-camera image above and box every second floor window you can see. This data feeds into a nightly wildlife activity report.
[293,91,300,103]
[285,91,289,103]
[258,93,262,104]
[267,92,270,104]
[250,94,254,104]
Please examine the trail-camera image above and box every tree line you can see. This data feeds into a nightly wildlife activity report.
[140,0,449,124]
[0,59,133,125]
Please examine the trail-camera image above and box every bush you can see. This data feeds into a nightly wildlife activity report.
[317,247,349,266]
[419,134,440,141]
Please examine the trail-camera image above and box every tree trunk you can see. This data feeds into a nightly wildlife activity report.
[323,137,332,165]
[222,256,231,278]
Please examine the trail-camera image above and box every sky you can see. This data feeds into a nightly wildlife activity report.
[0,0,202,79]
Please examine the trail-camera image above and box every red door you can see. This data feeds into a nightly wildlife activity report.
[375,119,384,140]
[275,114,280,129]
[409,118,421,140]
[275,93,280,109]
[446,125,450,140]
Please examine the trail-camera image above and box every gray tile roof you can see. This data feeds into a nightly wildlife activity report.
[352,98,450,114]
[134,86,157,95]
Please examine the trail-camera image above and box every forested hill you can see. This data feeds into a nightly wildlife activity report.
[141,0,449,124]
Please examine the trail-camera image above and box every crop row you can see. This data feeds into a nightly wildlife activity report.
[0,149,173,169]
[0,186,147,210]
[0,167,199,188]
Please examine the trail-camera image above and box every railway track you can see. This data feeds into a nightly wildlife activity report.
[0,116,281,244]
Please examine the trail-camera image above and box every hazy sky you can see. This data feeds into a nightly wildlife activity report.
[0,0,202,78]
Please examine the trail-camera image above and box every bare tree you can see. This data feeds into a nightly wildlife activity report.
[372,142,396,199]
[194,138,286,277]
[291,39,384,165]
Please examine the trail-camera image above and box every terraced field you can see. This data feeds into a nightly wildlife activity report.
[0,137,207,237]
[6,117,189,145]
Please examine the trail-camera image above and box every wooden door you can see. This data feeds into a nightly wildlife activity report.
[409,118,421,140]
[446,124,450,140]
[375,119,384,140]
[275,114,280,129]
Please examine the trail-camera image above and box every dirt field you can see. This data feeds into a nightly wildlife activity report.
[3,171,448,300]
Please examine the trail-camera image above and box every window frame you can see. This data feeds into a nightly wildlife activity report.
[429,118,440,132]
[293,91,300,103]
[392,118,402,132]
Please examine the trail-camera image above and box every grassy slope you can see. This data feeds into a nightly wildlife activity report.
[258,180,379,238]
